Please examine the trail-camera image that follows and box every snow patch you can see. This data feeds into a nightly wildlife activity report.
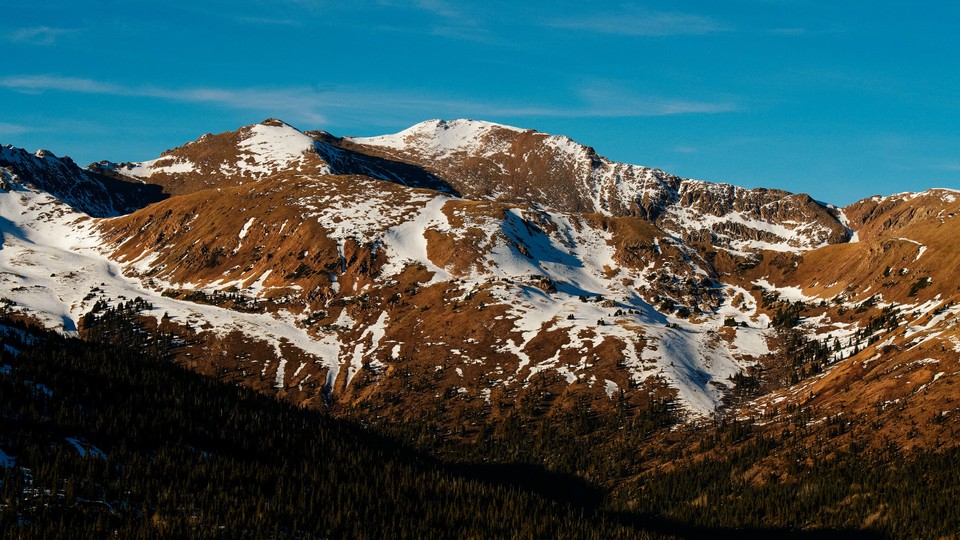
[836,208,859,243]
[65,437,107,460]
[753,278,816,303]
[604,379,619,398]
[238,217,256,240]
[380,196,452,281]
[119,156,197,178]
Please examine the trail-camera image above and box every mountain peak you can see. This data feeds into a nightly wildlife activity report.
[340,118,851,251]
[236,120,317,168]
[348,118,527,159]
[112,119,329,193]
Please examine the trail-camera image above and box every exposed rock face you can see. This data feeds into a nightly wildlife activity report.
[842,189,960,242]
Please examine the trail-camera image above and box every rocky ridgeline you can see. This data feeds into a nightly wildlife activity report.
[342,119,850,253]
[1,144,164,216]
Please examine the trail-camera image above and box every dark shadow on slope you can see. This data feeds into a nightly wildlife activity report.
[310,132,461,196]
[499,209,603,297]
[60,315,77,333]
[500,210,582,268]
[83,167,169,216]
[0,215,30,248]
[448,460,606,509]
[293,411,607,510]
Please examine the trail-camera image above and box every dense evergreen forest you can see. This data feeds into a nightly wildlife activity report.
[0,302,956,538]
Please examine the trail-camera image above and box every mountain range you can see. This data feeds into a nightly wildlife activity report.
[1,117,958,454]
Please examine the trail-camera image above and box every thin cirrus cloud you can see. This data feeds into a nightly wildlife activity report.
[232,15,303,26]
[575,82,737,116]
[374,0,498,44]
[7,26,75,45]
[374,0,462,19]
[414,0,461,19]
[546,7,728,36]
[0,75,735,126]
[0,75,331,123]
[0,122,29,135]
[0,75,122,95]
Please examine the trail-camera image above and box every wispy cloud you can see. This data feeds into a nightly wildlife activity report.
[0,75,736,127]
[414,0,461,19]
[232,15,302,26]
[375,0,461,18]
[407,0,497,43]
[0,75,122,94]
[376,0,502,45]
[426,24,497,44]
[0,122,29,136]
[7,26,75,45]
[767,27,807,36]
[575,82,737,116]
[0,75,330,123]
[547,7,728,36]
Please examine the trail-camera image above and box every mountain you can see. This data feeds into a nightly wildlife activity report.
[4,117,960,536]
[1,118,958,453]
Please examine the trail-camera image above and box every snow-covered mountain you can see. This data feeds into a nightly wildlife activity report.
[345,119,851,252]
[2,118,959,448]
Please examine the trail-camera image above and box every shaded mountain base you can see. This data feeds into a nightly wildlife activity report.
[0,308,949,538]
[0,312,652,538]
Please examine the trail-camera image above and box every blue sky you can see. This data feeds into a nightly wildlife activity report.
[2,1,959,206]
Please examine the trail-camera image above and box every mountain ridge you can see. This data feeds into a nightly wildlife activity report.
[339,119,852,252]
[103,117,854,257]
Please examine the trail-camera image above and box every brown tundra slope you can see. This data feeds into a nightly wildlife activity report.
[729,189,960,451]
